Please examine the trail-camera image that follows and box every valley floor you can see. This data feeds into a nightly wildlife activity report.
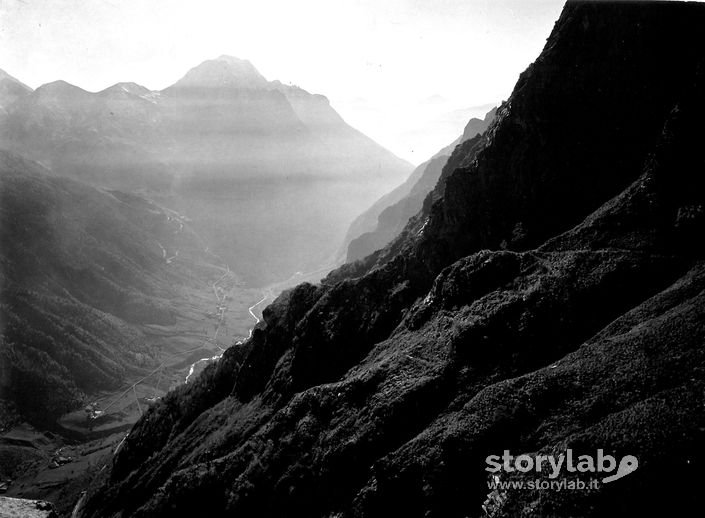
[0,264,263,514]
[0,255,337,516]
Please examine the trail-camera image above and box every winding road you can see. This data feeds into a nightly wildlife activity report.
[183,261,334,384]
[184,291,266,383]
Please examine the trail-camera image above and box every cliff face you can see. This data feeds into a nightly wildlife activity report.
[345,108,496,263]
[81,2,705,517]
[0,58,411,192]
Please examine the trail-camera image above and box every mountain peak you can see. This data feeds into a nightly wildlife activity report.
[98,82,152,97]
[170,55,268,90]
[35,80,89,98]
[460,106,498,141]
[215,54,252,65]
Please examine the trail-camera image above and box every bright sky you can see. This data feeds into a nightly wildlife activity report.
[0,0,566,164]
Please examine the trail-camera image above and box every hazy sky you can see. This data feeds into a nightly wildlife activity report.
[0,0,565,163]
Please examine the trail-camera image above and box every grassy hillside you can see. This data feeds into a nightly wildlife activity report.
[0,150,228,426]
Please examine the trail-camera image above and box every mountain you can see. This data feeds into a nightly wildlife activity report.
[0,69,31,114]
[78,2,705,517]
[0,150,233,426]
[0,78,171,190]
[171,55,269,90]
[344,108,496,262]
[434,106,498,158]
[0,57,412,285]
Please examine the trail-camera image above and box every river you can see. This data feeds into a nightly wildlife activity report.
[183,262,336,384]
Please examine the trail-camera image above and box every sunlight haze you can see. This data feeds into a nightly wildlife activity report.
[0,0,565,163]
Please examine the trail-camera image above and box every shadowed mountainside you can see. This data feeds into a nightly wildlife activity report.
[0,150,223,426]
[344,108,496,263]
[80,2,705,517]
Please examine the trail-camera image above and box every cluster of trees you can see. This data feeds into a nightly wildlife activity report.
[0,288,136,424]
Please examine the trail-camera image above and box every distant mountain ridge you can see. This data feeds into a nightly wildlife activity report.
[0,57,410,187]
[0,57,413,285]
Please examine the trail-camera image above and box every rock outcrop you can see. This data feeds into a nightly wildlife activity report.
[0,497,57,518]
[345,108,496,263]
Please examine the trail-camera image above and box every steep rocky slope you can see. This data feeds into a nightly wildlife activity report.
[344,108,496,263]
[79,2,705,517]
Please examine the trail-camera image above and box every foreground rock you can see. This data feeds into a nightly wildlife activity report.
[0,497,57,518]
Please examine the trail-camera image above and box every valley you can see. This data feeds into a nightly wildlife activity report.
[0,153,338,511]
[5,3,703,516]
[0,173,340,512]
[0,192,272,509]
[0,257,335,515]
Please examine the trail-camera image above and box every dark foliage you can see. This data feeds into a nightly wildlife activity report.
[0,152,189,425]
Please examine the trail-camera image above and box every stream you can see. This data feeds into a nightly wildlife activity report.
[184,293,267,384]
